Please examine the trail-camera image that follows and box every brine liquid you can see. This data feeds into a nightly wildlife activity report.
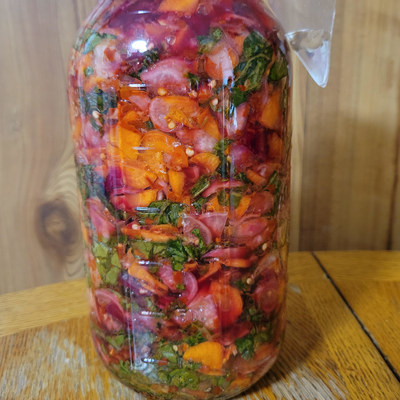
[68,0,291,399]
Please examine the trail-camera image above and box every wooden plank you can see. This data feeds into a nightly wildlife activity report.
[289,57,308,252]
[0,279,88,338]
[315,251,400,376]
[0,0,96,296]
[0,253,399,399]
[299,0,400,250]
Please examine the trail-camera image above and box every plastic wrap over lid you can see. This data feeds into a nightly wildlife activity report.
[266,0,336,87]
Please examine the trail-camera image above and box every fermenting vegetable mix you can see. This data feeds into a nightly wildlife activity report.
[68,0,291,398]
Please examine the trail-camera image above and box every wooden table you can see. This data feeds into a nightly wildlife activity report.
[1,252,399,400]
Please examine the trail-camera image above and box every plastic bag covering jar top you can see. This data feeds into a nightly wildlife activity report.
[68,0,291,399]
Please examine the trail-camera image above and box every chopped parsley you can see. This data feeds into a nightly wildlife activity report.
[79,86,118,116]
[269,50,289,82]
[214,139,234,180]
[197,28,223,54]
[190,175,211,197]
[235,327,272,360]
[74,28,117,54]
[234,31,273,92]
[187,72,200,89]
[136,200,186,226]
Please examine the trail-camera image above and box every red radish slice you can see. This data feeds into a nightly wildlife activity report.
[234,217,269,237]
[232,217,277,249]
[203,247,251,259]
[86,198,117,238]
[149,96,198,133]
[193,130,218,154]
[198,212,228,239]
[247,191,274,215]
[197,262,221,283]
[94,289,125,332]
[254,274,279,314]
[210,281,243,328]
[126,91,151,112]
[105,165,124,193]
[230,144,254,172]
[159,264,198,303]
[183,215,213,245]
[182,165,201,183]
[202,179,243,198]
[219,321,253,346]
[141,58,191,95]
[188,285,219,332]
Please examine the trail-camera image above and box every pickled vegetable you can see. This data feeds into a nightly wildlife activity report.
[68,0,290,399]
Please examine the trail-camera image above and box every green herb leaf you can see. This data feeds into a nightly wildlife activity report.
[269,51,288,81]
[187,72,200,89]
[137,200,186,226]
[214,139,235,180]
[105,266,120,285]
[75,28,117,54]
[157,344,178,364]
[111,251,121,267]
[80,86,118,116]
[76,164,117,216]
[169,369,199,390]
[190,175,211,197]
[84,67,94,77]
[265,171,282,216]
[235,172,251,184]
[182,331,207,347]
[145,119,154,131]
[106,333,125,350]
[235,336,255,360]
[130,240,168,260]
[165,240,190,271]
[192,196,209,212]
[230,191,243,209]
[197,28,223,54]
[234,31,273,92]
[130,49,160,79]
[176,283,185,290]
[93,241,109,258]
[231,87,249,107]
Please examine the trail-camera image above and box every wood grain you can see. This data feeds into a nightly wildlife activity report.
[1,253,400,399]
[315,251,400,377]
[0,279,88,339]
[289,57,308,252]
[1,0,400,296]
[0,0,96,296]
[299,0,400,251]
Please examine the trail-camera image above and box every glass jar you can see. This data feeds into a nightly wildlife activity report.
[68,0,290,398]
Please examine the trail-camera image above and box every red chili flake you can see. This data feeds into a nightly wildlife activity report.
[213,386,223,395]
[168,386,179,393]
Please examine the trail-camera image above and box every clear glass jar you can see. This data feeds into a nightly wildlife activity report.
[68,0,290,398]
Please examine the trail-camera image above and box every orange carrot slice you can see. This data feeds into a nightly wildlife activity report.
[128,261,168,296]
[259,90,282,131]
[158,0,199,15]
[190,153,221,173]
[168,170,186,196]
[183,342,225,370]
[245,170,268,186]
[114,161,157,189]
[233,195,251,220]
[196,109,222,141]
[267,132,284,163]
[142,131,188,170]
[139,150,168,181]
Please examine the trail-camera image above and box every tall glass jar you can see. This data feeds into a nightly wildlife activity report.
[68,0,291,398]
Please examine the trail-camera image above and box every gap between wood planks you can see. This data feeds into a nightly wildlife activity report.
[311,252,400,383]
